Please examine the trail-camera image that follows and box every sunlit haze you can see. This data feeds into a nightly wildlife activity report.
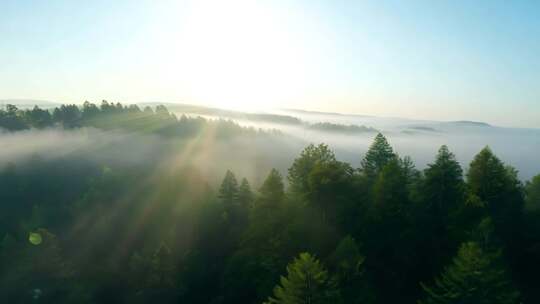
[2,2,540,303]
[1,0,539,127]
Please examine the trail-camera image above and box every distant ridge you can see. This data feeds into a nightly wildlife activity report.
[0,98,60,108]
[307,122,378,134]
[140,102,303,125]
[0,99,57,105]
[446,120,491,127]
[282,108,373,118]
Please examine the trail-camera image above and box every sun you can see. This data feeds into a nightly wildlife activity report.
[149,0,311,111]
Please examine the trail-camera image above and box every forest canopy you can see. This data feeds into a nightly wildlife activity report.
[0,101,277,138]
[0,102,539,304]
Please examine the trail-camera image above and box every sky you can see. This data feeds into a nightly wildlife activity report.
[1,0,539,128]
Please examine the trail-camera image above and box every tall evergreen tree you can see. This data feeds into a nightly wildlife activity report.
[400,155,421,188]
[468,147,511,202]
[0,104,28,130]
[467,147,524,240]
[81,101,101,121]
[525,174,540,210]
[259,169,285,206]
[361,133,396,179]
[237,178,254,208]
[329,236,374,304]
[422,145,464,216]
[288,144,337,195]
[24,106,53,128]
[223,171,292,304]
[419,242,520,304]
[219,170,239,208]
[368,158,416,302]
[264,252,341,304]
[307,160,354,223]
[373,158,409,215]
[415,145,466,285]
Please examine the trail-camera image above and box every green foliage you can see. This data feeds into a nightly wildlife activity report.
[329,236,375,304]
[419,242,520,304]
[330,236,364,279]
[264,252,341,304]
[288,144,337,195]
[414,146,466,281]
[0,104,27,130]
[307,159,354,223]
[238,178,254,208]
[0,102,271,140]
[307,122,377,134]
[400,155,421,189]
[258,169,285,206]
[53,104,82,128]
[0,115,538,303]
[467,147,524,242]
[24,105,53,128]
[422,145,464,216]
[361,133,396,179]
[219,170,239,208]
[288,144,355,224]
[468,147,506,198]
[373,158,409,216]
[525,174,540,210]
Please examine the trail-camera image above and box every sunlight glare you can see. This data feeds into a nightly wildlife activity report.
[158,0,310,111]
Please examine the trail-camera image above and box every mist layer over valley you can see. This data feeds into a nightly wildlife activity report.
[4,100,538,182]
[157,103,540,181]
[0,117,303,188]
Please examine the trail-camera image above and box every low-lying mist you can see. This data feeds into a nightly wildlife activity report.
[172,108,540,181]
[0,127,305,187]
[3,101,538,183]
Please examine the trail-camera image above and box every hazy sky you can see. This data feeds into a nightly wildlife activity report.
[1,0,539,128]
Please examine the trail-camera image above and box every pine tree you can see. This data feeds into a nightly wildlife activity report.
[525,174,540,210]
[288,144,337,195]
[229,171,290,303]
[238,178,254,208]
[373,158,409,215]
[400,155,421,187]
[367,158,418,302]
[416,145,466,284]
[219,170,239,216]
[264,252,341,304]
[330,236,364,280]
[258,169,285,206]
[419,242,520,304]
[232,177,253,229]
[361,133,396,179]
[329,236,374,304]
[422,145,464,216]
[468,147,510,204]
[306,160,354,223]
[467,147,524,238]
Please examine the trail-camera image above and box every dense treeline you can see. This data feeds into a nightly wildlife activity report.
[0,105,539,303]
[158,103,303,125]
[0,101,276,138]
[307,122,377,134]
